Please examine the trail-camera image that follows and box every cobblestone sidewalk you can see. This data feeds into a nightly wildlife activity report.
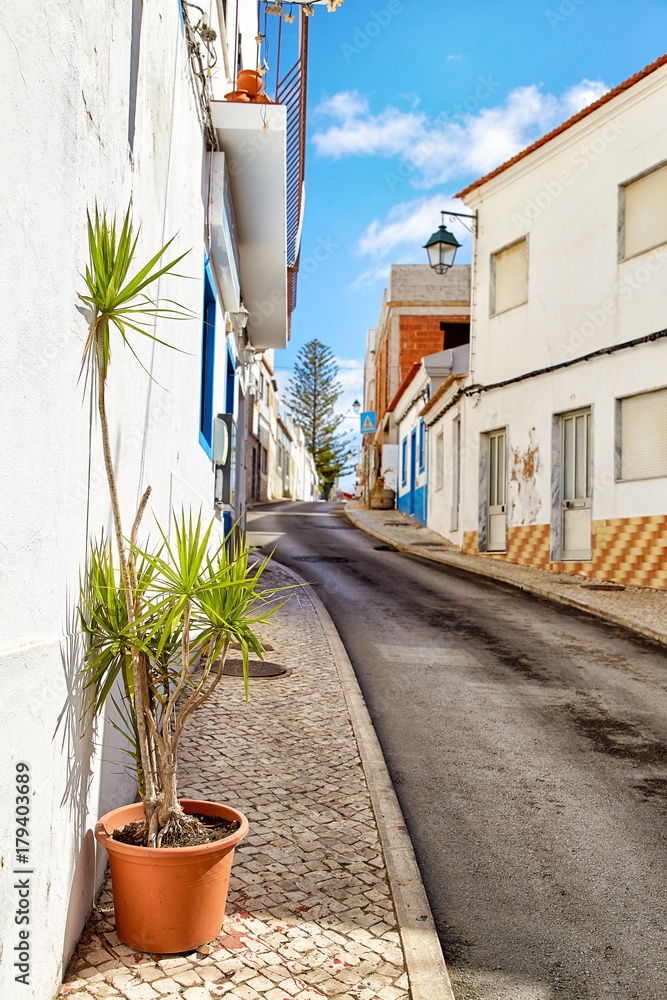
[59,563,410,1000]
[346,503,667,646]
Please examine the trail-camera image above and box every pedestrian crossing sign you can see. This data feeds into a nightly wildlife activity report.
[360,411,376,434]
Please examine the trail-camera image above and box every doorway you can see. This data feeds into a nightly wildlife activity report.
[561,409,592,560]
[487,429,507,552]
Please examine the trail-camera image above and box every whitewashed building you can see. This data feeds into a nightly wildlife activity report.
[428,53,667,588]
[392,348,469,524]
[0,1,315,995]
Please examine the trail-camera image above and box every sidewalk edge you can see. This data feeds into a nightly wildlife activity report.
[274,559,456,1000]
[344,507,667,649]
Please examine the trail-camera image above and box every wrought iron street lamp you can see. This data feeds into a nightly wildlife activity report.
[352,399,361,415]
[424,210,476,274]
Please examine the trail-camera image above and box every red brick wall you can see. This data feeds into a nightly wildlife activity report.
[375,336,391,424]
[398,316,445,382]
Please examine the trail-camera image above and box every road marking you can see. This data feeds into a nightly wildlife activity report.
[246,531,284,547]
[376,644,479,668]
[247,510,345,519]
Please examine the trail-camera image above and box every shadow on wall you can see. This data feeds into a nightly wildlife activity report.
[56,591,136,974]
[56,592,96,974]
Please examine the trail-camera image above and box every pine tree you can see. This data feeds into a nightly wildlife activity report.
[286,340,350,494]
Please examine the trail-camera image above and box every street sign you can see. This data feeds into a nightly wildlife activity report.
[360,411,376,434]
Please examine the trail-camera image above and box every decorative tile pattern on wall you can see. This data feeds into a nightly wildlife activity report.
[463,515,667,589]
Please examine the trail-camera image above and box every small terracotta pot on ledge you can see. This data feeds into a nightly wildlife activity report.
[236,69,263,98]
[95,798,249,954]
[224,90,251,103]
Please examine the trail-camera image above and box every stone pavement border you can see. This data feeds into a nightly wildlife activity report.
[344,504,667,649]
[276,562,456,1000]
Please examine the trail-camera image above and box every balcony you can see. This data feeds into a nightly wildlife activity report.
[210,13,308,350]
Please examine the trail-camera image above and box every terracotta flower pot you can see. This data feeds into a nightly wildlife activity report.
[236,69,263,98]
[251,92,274,104]
[224,90,251,103]
[95,799,249,954]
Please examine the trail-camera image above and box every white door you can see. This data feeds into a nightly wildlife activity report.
[487,429,507,552]
[561,409,592,560]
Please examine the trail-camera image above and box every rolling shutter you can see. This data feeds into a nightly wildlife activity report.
[623,164,667,258]
[621,388,667,479]
[493,238,527,314]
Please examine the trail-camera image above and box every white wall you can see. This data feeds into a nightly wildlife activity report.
[466,64,667,387]
[0,1,256,996]
[457,63,667,541]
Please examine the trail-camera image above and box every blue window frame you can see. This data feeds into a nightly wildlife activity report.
[225,344,235,415]
[199,266,216,458]
[401,437,408,485]
[418,421,425,471]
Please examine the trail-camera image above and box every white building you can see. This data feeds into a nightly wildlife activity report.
[427,53,667,588]
[0,2,314,995]
[392,348,469,524]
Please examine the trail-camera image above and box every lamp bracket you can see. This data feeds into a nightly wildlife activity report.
[440,210,476,234]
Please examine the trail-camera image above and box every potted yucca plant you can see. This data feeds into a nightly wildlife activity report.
[78,206,281,953]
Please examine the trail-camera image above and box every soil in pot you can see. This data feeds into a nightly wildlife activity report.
[112,813,240,848]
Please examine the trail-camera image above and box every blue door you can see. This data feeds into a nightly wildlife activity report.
[410,429,417,516]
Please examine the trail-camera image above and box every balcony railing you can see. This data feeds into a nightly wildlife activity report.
[276,12,309,322]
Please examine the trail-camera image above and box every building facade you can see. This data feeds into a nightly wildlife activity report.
[362,265,471,496]
[0,2,315,995]
[393,348,470,524]
[429,54,667,588]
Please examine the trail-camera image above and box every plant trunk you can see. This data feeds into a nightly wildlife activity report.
[95,323,157,817]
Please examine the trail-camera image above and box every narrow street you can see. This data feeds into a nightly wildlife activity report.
[248,500,667,1000]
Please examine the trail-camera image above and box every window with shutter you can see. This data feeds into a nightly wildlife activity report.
[491,238,527,315]
[621,163,667,259]
[620,388,667,480]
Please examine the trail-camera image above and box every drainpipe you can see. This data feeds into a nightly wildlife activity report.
[215,0,232,84]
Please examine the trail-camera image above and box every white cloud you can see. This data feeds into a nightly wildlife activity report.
[313,90,426,159]
[313,79,609,189]
[349,263,391,291]
[350,194,475,289]
[356,194,449,259]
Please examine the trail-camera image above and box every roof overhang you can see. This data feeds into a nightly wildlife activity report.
[212,101,288,350]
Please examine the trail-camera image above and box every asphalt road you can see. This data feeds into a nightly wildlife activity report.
[247,501,667,1000]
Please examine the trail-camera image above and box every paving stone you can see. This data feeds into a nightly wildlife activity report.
[171,969,203,987]
[87,986,121,998]
[151,980,182,996]
[137,967,165,983]
[245,976,275,992]
[123,984,160,1000]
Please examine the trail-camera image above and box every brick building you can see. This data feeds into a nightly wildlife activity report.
[363,265,471,492]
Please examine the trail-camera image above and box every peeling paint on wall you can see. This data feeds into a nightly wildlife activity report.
[509,427,542,525]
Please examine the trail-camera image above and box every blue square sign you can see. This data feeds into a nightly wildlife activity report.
[360,411,376,434]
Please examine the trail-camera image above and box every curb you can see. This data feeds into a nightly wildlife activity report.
[274,559,456,1000]
[343,507,667,650]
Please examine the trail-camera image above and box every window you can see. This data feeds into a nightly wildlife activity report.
[418,421,425,471]
[435,432,444,490]
[199,268,216,456]
[491,237,527,315]
[262,447,268,475]
[440,321,470,349]
[620,162,667,260]
[401,438,407,485]
[618,388,667,480]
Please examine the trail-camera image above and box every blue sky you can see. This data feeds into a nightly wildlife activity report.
[274,0,667,480]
